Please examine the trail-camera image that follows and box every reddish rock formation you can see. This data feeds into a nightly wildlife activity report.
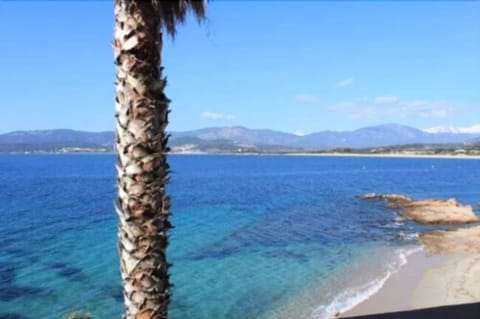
[361,193,479,224]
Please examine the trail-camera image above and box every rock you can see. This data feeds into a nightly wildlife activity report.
[361,193,413,208]
[361,193,412,202]
[361,193,479,224]
[402,199,478,224]
[419,226,480,254]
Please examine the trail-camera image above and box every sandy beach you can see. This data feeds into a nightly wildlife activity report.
[341,226,480,318]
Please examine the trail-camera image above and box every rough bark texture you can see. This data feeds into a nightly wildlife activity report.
[114,1,171,318]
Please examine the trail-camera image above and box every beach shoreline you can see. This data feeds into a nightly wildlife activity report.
[340,249,441,317]
[265,245,424,319]
[340,249,480,318]
[336,203,480,318]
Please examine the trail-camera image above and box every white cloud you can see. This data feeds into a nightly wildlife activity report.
[333,101,378,120]
[295,94,321,104]
[398,100,454,118]
[293,131,308,136]
[460,124,480,133]
[423,124,480,134]
[374,96,399,105]
[331,97,457,120]
[200,111,236,121]
[335,78,354,88]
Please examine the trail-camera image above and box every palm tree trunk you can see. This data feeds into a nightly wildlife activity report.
[114,1,171,318]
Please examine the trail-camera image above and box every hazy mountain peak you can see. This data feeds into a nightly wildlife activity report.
[353,123,422,134]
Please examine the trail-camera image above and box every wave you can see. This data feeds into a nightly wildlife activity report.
[311,246,423,319]
[393,215,406,223]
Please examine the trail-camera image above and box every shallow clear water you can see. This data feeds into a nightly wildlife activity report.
[0,154,479,318]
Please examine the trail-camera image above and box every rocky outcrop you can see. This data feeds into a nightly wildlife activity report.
[361,193,479,224]
[361,193,412,208]
[403,198,479,224]
[419,226,480,254]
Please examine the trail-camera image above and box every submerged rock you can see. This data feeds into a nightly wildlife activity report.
[361,193,412,201]
[361,193,413,208]
[361,193,479,224]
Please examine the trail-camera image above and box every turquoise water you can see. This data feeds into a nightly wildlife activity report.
[0,154,479,318]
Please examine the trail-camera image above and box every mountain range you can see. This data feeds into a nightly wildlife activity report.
[1,124,479,153]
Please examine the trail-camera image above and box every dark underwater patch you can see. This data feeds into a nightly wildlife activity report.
[0,262,16,285]
[0,314,30,319]
[0,262,52,302]
[188,246,244,261]
[48,262,85,282]
[0,284,51,302]
[3,248,28,259]
[263,249,309,262]
[112,288,123,303]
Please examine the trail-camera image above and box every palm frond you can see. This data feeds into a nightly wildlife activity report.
[153,0,206,37]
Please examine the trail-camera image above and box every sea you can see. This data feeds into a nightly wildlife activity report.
[0,154,479,319]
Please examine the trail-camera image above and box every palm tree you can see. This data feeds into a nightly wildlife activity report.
[113,1,205,318]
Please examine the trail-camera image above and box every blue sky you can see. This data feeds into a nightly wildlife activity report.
[0,1,479,134]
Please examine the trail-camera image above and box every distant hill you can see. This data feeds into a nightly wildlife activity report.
[0,129,114,152]
[171,126,301,146]
[1,124,480,153]
[170,123,480,150]
[0,129,114,145]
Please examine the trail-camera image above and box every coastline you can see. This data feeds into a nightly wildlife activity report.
[3,151,480,160]
[170,152,480,160]
[340,226,480,317]
[341,251,480,318]
[340,249,441,317]
[265,246,424,319]
[282,152,480,160]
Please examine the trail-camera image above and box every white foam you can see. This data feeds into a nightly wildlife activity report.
[379,222,401,229]
[398,231,419,241]
[311,246,422,319]
[393,216,405,222]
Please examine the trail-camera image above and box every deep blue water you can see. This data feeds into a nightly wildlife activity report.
[0,154,479,318]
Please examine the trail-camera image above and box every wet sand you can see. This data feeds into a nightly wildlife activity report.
[342,226,480,318]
